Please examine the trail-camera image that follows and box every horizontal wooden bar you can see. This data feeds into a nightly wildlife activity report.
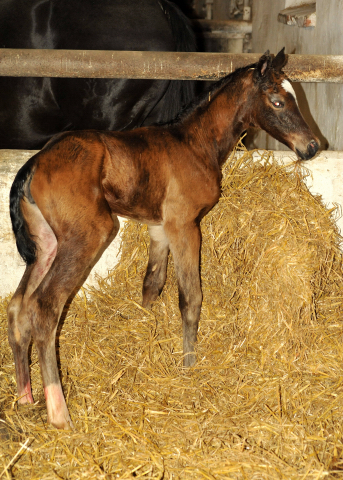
[0,49,342,83]
[195,19,252,34]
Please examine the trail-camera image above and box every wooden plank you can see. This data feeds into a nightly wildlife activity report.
[0,49,343,82]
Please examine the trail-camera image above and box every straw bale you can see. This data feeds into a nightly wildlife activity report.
[1,147,343,479]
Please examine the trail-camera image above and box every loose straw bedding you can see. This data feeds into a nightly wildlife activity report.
[1,146,343,479]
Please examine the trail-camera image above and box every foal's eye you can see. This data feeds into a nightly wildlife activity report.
[272,100,284,109]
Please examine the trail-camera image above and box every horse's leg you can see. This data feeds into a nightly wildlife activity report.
[7,265,35,404]
[34,209,120,429]
[30,213,118,430]
[7,202,58,404]
[165,221,202,367]
[9,188,118,429]
[142,225,169,309]
[29,285,72,430]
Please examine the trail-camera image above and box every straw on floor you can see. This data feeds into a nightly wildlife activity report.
[1,146,343,479]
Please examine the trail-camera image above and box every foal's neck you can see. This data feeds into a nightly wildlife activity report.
[179,70,255,167]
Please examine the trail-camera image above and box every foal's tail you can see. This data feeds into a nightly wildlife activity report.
[159,0,197,120]
[9,156,38,265]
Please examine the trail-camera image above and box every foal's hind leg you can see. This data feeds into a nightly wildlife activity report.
[8,202,58,404]
[7,265,35,404]
[142,225,169,309]
[29,214,117,429]
[164,221,202,367]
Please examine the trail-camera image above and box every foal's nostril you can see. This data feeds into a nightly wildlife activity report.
[308,140,319,157]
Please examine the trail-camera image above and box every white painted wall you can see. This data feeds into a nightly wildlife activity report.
[285,0,312,7]
[252,0,343,151]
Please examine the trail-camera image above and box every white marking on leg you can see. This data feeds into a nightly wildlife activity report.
[282,79,299,106]
[148,225,169,247]
[44,383,73,429]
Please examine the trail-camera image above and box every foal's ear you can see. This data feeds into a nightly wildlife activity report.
[257,50,272,77]
[272,47,288,72]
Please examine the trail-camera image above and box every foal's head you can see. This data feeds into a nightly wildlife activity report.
[250,48,319,160]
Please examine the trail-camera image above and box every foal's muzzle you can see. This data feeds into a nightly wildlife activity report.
[296,140,319,160]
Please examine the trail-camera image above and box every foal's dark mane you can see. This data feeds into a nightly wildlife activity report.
[163,61,260,127]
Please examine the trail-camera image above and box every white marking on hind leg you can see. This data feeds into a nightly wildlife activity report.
[44,383,73,429]
[282,79,299,106]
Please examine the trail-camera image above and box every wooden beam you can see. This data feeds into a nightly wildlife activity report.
[0,49,342,83]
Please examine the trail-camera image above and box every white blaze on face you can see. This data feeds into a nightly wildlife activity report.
[282,79,299,106]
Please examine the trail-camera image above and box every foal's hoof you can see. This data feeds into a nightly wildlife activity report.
[48,410,74,430]
[49,416,74,430]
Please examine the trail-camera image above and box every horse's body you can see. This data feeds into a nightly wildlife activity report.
[8,49,319,429]
[0,0,195,149]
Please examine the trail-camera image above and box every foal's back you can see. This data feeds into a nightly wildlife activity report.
[31,128,222,227]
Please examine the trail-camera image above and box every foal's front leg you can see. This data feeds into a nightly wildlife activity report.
[166,221,202,367]
[142,225,169,309]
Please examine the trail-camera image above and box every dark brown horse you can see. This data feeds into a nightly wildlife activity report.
[0,0,196,149]
[8,49,319,429]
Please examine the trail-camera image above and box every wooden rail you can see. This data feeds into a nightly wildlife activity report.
[0,49,343,83]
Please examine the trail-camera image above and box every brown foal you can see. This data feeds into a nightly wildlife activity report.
[8,48,319,429]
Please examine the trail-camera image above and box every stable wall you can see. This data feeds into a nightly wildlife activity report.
[252,0,343,151]
[1,149,343,298]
